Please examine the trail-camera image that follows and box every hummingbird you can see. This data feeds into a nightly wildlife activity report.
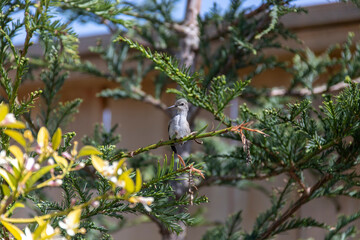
[167,98,190,154]
[167,98,205,179]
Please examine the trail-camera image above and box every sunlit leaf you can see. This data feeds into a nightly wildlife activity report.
[67,208,81,226]
[78,146,102,157]
[1,221,23,240]
[119,170,134,194]
[9,145,24,168]
[8,158,21,179]
[24,130,34,143]
[0,168,16,191]
[26,165,57,188]
[135,168,142,192]
[125,176,135,194]
[6,202,25,216]
[37,127,49,148]
[115,158,127,175]
[0,103,9,122]
[20,171,32,188]
[5,121,26,129]
[1,184,10,196]
[3,130,26,147]
[32,219,47,239]
[53,154,68,168]
[52,128,62,150]
[91,155,105,173]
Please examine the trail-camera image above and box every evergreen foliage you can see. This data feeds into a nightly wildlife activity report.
[0,0,360,239]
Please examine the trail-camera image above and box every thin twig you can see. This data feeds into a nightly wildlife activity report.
[131,87,170,116]
[288,170,309,196]
[258,174,332,240]
[197,169,285,188]
[207,3,271,41]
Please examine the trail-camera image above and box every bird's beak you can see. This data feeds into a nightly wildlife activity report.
[167,105,175,109]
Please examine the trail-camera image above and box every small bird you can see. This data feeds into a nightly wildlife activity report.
[167,98,205,179]
[168,98,190,154]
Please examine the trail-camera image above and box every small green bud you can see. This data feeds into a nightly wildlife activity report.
[344,76,351,84]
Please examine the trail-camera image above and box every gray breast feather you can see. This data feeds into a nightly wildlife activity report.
[168,115,190,139]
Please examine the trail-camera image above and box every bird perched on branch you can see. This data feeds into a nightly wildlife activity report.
[168,98,204,179]
[168,98,190,154]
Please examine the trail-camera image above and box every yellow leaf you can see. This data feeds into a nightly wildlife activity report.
[125,176,135,194]
[1,184,10,196]
[120,170,135,194]
[135,169,142,193]
[33,219,47,239]
[0,103,9,122]
[26,165,57,188]
[37,127,49,148]
[24,130,34,143]
[78,145,102,157]
[53,154,68,168]
[67,208,81,226]
[91,155,105,173]
[4,121,25,129]
[5,202,25,216]
[20,171,32,188]
[114,158,126,175]
[0,168,16,191]
[1,221,23,240]
[118,158,126,167]
[9,145,24,168]
[3,130,26,147]
[8,158,20,179]
[52,128,62,150]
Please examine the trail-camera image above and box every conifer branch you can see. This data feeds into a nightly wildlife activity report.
[111,123,267,161]
[258,174,333,240]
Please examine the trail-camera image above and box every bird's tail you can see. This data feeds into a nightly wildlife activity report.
[171,144,177,154]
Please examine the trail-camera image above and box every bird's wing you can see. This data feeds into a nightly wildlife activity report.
[185,121,191,135]
[168,118,174,139]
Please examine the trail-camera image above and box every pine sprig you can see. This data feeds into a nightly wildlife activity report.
[53,0,133,28]
[272,217,327,236]
[202,211,243,240]
[117,36,249,125]
[325,210,360,240]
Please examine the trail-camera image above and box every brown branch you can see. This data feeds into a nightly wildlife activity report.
[266,78,360,97]
[131,87,170,116]
[145,212,171,237]
[197,169,285,188]
[198,133,344,189]
[177,0,202,69]
[258,174,333,240]
[207,3,271,41]
[288,170,309,196]
[125,11,186,35]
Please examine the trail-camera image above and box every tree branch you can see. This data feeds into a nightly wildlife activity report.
[266,78,360,97]
[258,173,333,240]
[131,87,170,116]
[197,169,285,188]
[111,123,265,161]
[207,3,271,41]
